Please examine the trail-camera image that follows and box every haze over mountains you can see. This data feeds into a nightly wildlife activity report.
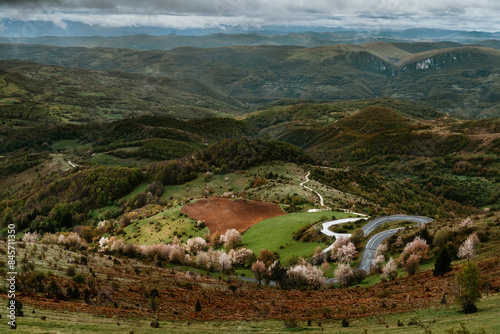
[2,29,500,50]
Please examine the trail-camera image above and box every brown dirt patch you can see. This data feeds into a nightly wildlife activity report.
[180,197,287,235]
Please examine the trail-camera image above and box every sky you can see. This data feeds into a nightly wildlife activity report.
[0,0,499,36]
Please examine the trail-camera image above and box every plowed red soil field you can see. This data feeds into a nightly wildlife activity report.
[180,197,287,235]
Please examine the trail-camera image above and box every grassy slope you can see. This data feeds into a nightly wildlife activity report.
[242,211,355,260]
[122,206,209,244]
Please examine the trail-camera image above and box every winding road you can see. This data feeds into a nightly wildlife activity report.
[301,171,433,272]
[321,214,434,273]
[300,171,324,207]
[238,172,433,285]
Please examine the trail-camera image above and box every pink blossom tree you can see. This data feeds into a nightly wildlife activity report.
[251,260,267,287]
[330,236,358,263]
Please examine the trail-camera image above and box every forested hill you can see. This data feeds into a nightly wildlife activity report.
[0,137,313,234]
[1,43,499,118]
[0,60,245,123]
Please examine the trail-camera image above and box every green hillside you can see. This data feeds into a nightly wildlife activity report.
[0,60,245,124]
[1,43,499,118]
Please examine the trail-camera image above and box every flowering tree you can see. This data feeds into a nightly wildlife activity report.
[229,247,254,266]
[287,263,325,289]
[330,236,358,263]
[184,237,207,255]
[400,237,428,273]
[169,244,186,264]
[460,217,473,229]
[98,236,109,252]
[381,258,398,281]
[251,260,267,286]
[329,236,351,257]
[196,251,209,269]
[375,243,388,258]
[338,242,358,263]
[218,252,232,271]
[22,232,40,244]
[399,236,430,275]
[402,236,430,259]
[458,233,479,261]
[58,232,87,249]
[334,263,354,287]
[372,254,386,272]
[222,229,243,250]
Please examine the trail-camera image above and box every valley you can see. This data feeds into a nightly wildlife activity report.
[0,33,499,333]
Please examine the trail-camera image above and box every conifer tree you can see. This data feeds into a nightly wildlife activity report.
[433,247,452,277]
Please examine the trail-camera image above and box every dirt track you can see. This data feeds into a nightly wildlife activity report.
[180,197,287,235]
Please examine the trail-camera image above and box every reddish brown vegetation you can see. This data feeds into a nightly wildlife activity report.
[11,260,500,322]
[180,197,287,235]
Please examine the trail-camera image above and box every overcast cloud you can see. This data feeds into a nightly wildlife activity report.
[0,0,499,32]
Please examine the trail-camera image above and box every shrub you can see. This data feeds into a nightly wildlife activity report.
[195,299,202,313]
[311,246,326,265]
[433,247,452,277]
[65,266,77,277]
[433,230,449,249]
[404,254,421,275]
[258,249,276,267]
[72,274,85,284]
[352,269,367,284]
[283,318,298,328]
[150,319,160,328]
[286,254,300,266]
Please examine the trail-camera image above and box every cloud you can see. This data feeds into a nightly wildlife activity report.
[0,0,499,32]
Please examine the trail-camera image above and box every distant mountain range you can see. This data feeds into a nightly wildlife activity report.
[1,26,500,50]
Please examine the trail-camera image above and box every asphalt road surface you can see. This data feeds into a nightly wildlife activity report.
[357,215,434,272]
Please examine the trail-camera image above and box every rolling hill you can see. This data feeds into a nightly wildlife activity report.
[0,60,246,124]
[1,42,499,118]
